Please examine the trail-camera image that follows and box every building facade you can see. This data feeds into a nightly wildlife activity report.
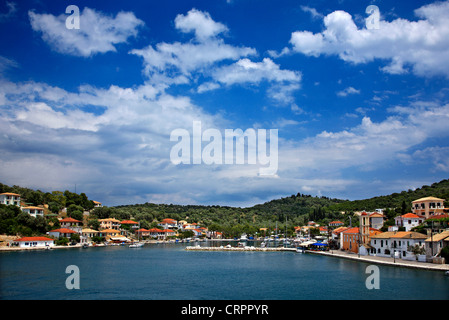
[0,193,21,206]
[412,197,445,219]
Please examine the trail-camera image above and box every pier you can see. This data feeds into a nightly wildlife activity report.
[185,246,296,252]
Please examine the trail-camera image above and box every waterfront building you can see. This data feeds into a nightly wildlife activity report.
[158,218,178,229]
[390,231,428,260]
[148,228,165,239]
[121,220,139,231]
[81,228,99,243]
[0,192,21,206]
[411,196,445,219]
[99,218,121,230]
[394,213,424,231]
[14,236,54,248]
[21,206,44,218]
[136,228,151,238]
[99,228,120,238]
[341,227,381,254]
[425,230,449,259]
[48,228,77,239]
[163,229,176,239]
[370,231,428,261]
[59,217,82,233]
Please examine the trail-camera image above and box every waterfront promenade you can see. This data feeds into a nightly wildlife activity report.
[307,250,449,272]
[186,246,449,272]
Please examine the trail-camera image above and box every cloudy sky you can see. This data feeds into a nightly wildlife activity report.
[1,0,449,207]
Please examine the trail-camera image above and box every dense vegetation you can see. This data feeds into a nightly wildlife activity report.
[1,179,448,238]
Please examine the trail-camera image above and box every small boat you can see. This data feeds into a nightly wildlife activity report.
[240,233,248,241]
[82,244,89,249]
[129,242,144,248]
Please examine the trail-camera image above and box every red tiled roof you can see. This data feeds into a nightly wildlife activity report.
[426,214,449,220]
[148,228,163,232]
[59,217,81,223]
[162,229,175,233]
[401,213,421,219]
[49,228,77,233]
[121,220,139,224]
[16,236,53,242]
[162,218,176,223]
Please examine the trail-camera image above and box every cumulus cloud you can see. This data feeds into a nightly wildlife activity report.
[288,1,449,77]
[131,9,256,85]
[174,8,228,41]
[337,86,360,97]
[201,58,302,104]
[287,102,449,174]
[29,7,144,57]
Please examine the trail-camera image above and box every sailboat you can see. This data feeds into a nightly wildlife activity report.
[129,221,144,248]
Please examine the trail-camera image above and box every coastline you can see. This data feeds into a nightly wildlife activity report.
[2,241,448,273]
[306,250,449,272]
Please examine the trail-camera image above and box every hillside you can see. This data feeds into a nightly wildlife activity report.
[326,179,449,212]
[1,179,448,238]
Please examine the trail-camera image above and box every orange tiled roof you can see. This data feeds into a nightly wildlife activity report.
[59,217,81,223]
[49,228,77,233]
[401,213,421,219]
[121,220,138,224]
[16,236,53,242]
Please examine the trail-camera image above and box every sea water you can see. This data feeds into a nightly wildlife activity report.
[1,242,448,300]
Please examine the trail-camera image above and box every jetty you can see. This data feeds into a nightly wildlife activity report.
[186,246,296,252]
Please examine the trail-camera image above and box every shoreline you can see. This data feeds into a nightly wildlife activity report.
[305,250,449,272]
[2,242,448,273]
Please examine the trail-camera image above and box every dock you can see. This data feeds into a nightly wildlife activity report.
[185,246,296,252]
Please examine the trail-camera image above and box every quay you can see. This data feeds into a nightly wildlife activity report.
[307,250,449,272]
[185,246,296,252]
[185,246,449,272]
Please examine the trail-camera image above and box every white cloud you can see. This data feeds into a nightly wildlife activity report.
[287,103,449,173]
[29,7,144,57]
[131,9,256,85]
[174,8,228,41]
[200,58,301,105]
[337,86,360,97]
[288,1,449,77]
[211,58,300,86]
[300,5,324,20]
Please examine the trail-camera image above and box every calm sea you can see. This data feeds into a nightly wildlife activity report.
[1,241,448,300]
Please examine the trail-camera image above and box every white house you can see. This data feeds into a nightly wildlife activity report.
[158,218,178,229]
[59,217,82,233]
[21,206,44,218]
[48,228,78,239]
[370,231,427,261]
[14,236,54,248]
[0,192,21,206]
[394,213,424,231]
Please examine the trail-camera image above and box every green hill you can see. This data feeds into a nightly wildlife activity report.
[1,179,448,238]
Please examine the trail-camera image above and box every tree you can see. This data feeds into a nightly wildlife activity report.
[407,244,426,260]
[440,246,449,263]
[67,204,84,217]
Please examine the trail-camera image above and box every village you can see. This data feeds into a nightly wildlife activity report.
[1,191,448,269]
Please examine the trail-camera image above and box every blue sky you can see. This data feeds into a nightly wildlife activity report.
[1,0,449,207]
